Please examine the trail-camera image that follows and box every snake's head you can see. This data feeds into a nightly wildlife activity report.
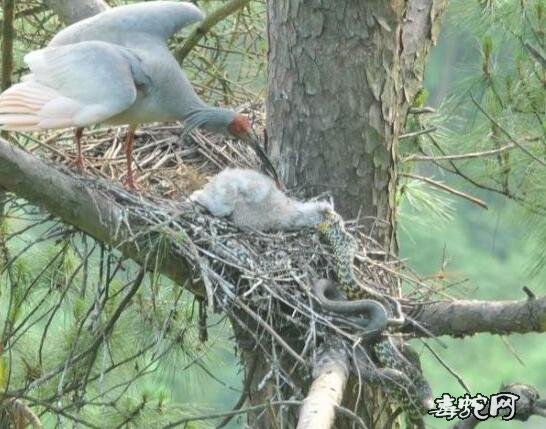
[317,209,342,235]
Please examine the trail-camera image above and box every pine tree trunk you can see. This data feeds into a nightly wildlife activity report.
[241,1,447,427]
[267,0,445,253]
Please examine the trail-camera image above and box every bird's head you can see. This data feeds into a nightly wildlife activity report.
[187,108,281,186]
[227,114,280,187]
[227,113,253,140]
[189,109,256,141]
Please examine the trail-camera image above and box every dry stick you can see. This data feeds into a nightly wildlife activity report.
[399,127,437,140]
[401,172,488,210]
[403,143,517,162]
[470,93,546,167]
[409,107,435,114]
[498,335,526,367]
[421,341,471,394]
[208,267,306,365]
[0,5,48,30]
[216,356,259,428]
[164,400,366,429]
[174,0,251,62]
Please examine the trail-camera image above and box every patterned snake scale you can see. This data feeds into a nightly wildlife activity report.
[317,210,433,424]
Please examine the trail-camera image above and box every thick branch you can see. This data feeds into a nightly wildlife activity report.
[0,137,198,294]
[174,0,250,62]
[408,295,546,337]
[43,0,108,25]
[297,344,355,429]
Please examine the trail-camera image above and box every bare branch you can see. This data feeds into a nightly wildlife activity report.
[523,41,546,68]
[408,294,546,338]
[297,345,357,429]
[0,137,197,293]
[401,172,488,209]
[409,107,436,114]
[399,127,437,140]
[163,401,303,428]
[174,0,251,62]
[403,143,517,162]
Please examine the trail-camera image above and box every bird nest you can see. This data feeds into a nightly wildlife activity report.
[11,110,429,393]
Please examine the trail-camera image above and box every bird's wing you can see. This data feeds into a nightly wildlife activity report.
[0,41,146,130]
[50,1,204,48]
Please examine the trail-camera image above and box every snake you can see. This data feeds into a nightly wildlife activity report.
[311,278,389,334]
[315,210,433,425]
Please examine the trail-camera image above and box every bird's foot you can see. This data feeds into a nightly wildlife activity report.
[69,156,88,174]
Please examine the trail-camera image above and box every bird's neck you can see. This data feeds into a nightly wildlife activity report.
[160,59,236,133]
[180,105,236,135]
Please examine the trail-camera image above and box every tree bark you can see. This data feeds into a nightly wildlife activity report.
[267,0,445,251]
[407,295,546,337]
[1,0,14,91]
[43,0,108,25]
[263,0,447,427]
[297,344,350,429]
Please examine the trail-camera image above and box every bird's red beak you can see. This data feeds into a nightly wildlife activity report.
[228,114,282,188]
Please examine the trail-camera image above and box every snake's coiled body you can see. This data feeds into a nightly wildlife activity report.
[317,211,432,423]
[311,279,388,334]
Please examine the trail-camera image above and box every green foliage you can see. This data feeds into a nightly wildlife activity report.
[0,0,545,427]
[413,88,429,108]
[398,1,546,427]
[0,199,236,427]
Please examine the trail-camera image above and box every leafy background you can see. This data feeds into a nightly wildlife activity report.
[1,0,545,428]
[165,1,546,427]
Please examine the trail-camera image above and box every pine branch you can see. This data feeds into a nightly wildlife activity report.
[470,93,546,167]
[401,172,488,209]
[403,143,517,162]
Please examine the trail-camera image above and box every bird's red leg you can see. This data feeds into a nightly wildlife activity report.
[123,125,139,191]
[71,127,86,172]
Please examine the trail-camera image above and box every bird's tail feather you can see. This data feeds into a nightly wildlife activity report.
[0,80,77,131]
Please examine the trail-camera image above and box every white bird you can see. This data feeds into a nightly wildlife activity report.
[0,1,272,190]
[191,168,332,231]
